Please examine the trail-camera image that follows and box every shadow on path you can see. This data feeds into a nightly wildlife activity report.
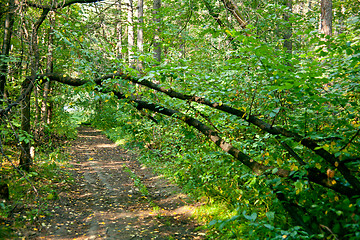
[34,127,205,240]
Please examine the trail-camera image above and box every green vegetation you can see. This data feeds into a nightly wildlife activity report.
[1,0,359,238]
[0,148,73,238]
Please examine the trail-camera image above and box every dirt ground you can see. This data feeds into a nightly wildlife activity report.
[32,127,206,240]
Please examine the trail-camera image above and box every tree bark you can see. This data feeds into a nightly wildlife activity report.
[0,0,15,103]
[320,0,332,36]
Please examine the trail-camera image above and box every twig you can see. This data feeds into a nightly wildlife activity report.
[319,224,339,240]
[339,128,360,152]
[189,104,222,133]
[275,136,306,166]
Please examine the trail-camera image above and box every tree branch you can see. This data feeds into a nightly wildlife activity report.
[26,0,104,10]
[2,72,358,197]
[112,72,360,190]
[38,73,360,196]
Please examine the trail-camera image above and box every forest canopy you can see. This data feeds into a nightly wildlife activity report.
[1,0,360,238]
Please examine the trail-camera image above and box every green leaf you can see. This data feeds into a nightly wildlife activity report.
[209,220,218,226]
[266,211,275,222]
[264,223,274,230]
[243,211,257,222]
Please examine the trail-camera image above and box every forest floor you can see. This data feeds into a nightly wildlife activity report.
[31,126,206,240]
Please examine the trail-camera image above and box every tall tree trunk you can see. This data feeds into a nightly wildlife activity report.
[116,0,123,59]
[33,84,41,139]
[137,0,143,70]
[153,0,161,63]
[283,0,292,53]
[42,11,54,126]
[127,0,134,67]
[19,8,49,170]
[320,0,332,36]
[20,77,32,172]
[0,0,15,103]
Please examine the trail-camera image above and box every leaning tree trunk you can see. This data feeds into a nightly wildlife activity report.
[320,0,332,36]
[0,0,15,103]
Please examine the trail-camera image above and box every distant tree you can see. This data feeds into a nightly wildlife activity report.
[137,0,143,70]
[127,0,134,67]
[153,0,161,63]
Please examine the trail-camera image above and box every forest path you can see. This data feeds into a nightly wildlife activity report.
[34,127,205,240]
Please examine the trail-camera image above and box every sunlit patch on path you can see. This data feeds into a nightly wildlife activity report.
[33,127,205,240]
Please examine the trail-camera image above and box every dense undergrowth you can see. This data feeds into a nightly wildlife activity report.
[1,0,359,238]
[88,108,318,239]
[0,126,76,239]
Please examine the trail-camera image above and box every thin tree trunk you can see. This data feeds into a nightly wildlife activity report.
[42,11,54,126]
[20,78,32,172]
[283,0,292,53]
[137,0,143,70]
[153,0,161,63]
[320,0,332,36]
[0,0,15,103]
[19,8,49,170]
[116,0,123,59]
[127,0,134,67]
[33,85,41,139]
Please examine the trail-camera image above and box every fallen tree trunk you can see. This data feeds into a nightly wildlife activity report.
[0,72,358,196]
[17,72,355,197]
[88,72,360,191]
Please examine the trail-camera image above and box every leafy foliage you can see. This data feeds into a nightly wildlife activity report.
[1,0,360,238]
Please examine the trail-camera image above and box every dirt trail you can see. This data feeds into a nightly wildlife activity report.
[34,127,205,240]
